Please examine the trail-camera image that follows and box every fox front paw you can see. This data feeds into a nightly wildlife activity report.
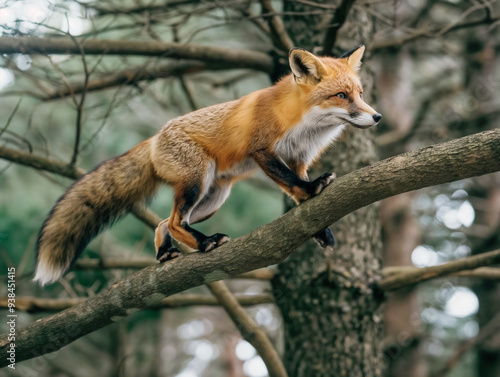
[199,233,231,253]
[314,227,335,248]
[310,172,336,196]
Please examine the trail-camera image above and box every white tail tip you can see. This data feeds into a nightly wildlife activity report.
[32,258,65,286]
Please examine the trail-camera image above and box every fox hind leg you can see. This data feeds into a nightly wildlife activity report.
[166,172,233,253]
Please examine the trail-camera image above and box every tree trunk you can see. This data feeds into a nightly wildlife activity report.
[471,184,500,377]
[272,6,383,375]
[380,193,427,377]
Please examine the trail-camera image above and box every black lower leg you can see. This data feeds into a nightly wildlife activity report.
[157,232,181,262]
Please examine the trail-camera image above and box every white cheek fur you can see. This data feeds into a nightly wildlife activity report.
[274,106,346,165]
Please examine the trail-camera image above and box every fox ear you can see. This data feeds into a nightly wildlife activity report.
[289,48,327,84]
[341,45,365,72]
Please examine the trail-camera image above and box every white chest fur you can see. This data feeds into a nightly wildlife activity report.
[273,106,346,165]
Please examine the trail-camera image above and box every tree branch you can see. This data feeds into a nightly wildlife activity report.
[44,60,234,100]
[259,0,295,51]
[208,282,287,377]
[0,145,157,227]
[383,266,500,281]
[434,312,500,377]
[379,249,500,291]
[0,129,499,367]
[0,293,273,313]
[322,0,356,55]
[0,37,274,73]
[370,14,500,51]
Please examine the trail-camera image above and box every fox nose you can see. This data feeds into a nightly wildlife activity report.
[373,113,382,123]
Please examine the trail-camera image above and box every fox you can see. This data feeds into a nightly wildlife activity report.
[33,45,381,286]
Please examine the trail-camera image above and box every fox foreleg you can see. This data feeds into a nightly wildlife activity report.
[259,153,335,248]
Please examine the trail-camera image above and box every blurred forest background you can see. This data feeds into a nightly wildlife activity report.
[0,0,499,376]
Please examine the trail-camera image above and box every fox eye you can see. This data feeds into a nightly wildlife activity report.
[336,92,348,99]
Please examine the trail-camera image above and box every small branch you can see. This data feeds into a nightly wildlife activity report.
[0,37,274,73]
[0,293,273,313]
[0,145,84,178]
[83,0,205,15]
[69,35,90,166]
[207,281,287,377]
[322,0,356,55]
[379,249,500,291]
[433,312,500,377]
[44,60,230,101]
[370,14,500,51]
[179,76,199,111]
[382,266,500,280]
[0,129,499,366]
[259,0,295,51]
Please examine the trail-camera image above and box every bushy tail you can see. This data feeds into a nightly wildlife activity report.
[34,138,161,286]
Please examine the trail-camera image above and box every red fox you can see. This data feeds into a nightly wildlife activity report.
[34,46,381,285]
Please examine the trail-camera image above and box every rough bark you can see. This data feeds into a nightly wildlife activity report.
[0,129,499,367]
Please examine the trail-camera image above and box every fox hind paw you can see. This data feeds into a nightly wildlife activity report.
[199,233,230,253]
[157,246,181,263]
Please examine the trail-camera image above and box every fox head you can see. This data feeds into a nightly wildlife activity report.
[289,46,382,129]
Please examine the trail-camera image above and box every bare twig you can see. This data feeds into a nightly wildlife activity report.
[379,249,500,290]
[43,60,226,100]
[67,33,90,166]
[260,0,295,51]
[322,0,356,55]
[433,312,500,377]
[0,97,22,139]
[371,14,500,51]
[0,293,273,313]
[383,266,500,281]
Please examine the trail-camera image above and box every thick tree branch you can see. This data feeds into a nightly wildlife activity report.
[379,248,500,291]
[0,293,273,313]
[0,37,274,73]
[0,129,499,367]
